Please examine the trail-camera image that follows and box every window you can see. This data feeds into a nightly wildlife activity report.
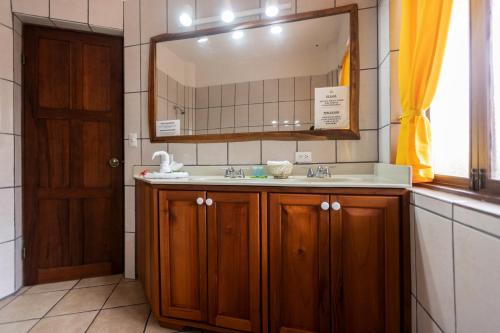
[430,0,500,195]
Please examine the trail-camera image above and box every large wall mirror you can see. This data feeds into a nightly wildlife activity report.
[148,5,359,143]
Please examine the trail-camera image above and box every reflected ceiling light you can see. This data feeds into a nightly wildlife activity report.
[232,30,244,40]
[283,120,289,124]
[221,10,235,23]
[265,5,279,17]
[179,12,193,27]
[271,120,278,125]
[270,25,282,34]
[197,37,208,43]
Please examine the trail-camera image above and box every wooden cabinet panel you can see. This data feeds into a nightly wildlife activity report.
[331,195,400,333]
[269,194,331,333]
[207,192,260,332]
[159,191,207,322]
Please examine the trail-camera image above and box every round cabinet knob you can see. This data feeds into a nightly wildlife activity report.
[331,202,341,211]
[206,198,213,206]
[196,197,204,206]
[320,202,330,211]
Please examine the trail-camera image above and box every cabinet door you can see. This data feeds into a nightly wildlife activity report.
[207,192,261,332]
[331,195,400,333]
[269,194,330,333]
[159,190,207,322]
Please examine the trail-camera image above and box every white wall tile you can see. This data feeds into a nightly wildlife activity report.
[124,46,141,93]
[416,302,442,333]
[0,240,14,298]
[337,130,378,162]
[0,80,13,134]
[389,0,402,51]
[454,206,500,238]
[378,125,390,163]
[0,188,14,244]
[168,143,197,165]
[359,69,378,129]
[358,7,378,69]
[337,0,376,9]
[414,193,453,219]
[378,55,390,127]
[262,141,296,163]
[12,0,49,17]
[140,92,149,139]
[124,0,140,46]
[13,84,21,136]
[0,134,14,188]
[0,0,12,28]
[198,143,227,165]
[125,93,141,138]
[390,52,401,122]
[89,0,123,30]
[228,141,261,165]
[377,0,389,63]
[297,141,336,163]
[0,26,13,81]
[140,44,149,92]
[125,187,135,233]
[124,141,141,186]
[410,205,416,295]
[13,32,21,86]
[14,237,22,290]
[14,187,21,238]
[124,233,135,279]
[50,0,87,23]
[455,223,500,333]
[140,0,167,43]
[390,123,399,163]
[296,0,334,13]
[14,136,21,187]
[414,207,455,333]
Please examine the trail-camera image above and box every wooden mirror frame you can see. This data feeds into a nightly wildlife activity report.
[148,5,359,143]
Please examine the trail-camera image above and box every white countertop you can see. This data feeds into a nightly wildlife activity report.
[134,163,412,189]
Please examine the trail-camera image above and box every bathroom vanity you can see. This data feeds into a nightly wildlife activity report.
[135,165,411,333]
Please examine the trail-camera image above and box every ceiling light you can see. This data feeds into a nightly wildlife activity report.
[265,5,279,17]
[197,37,208,43]
[232,30,244,40]
[271,120,278,125]
[221,10,235,23]
[179,13,193,27]
[270,25,282,34]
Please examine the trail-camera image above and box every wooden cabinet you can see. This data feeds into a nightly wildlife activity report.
[136,183,410,333]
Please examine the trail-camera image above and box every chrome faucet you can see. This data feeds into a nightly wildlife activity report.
[224,166,245,178]
[307,165,331,178]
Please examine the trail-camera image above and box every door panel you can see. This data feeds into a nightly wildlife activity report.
[269,194,330,333]
[24,26,123,285]
[159,190,207,322]
[207,192,260,332]
[331,195,400,333]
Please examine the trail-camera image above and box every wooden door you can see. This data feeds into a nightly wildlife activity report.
[330,195,401,333]
[207,192,260,332]
[269,194,330,333]
[159,190,208,322]
[23,26,123,285]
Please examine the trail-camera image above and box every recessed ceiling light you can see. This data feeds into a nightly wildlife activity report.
[265,5,279,17]
[197,37,208,43]
[179,13,193,27]
[221,10,235,23]
[232,30,244,40]
[270,25,282,34]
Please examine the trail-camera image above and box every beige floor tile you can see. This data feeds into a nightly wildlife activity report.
[144,315,177,333]
[103,281,146,308]
[0,291,66,323]
[0,296,14,310]
[87,304,150,333]
[25,280,78,294]
[0,319,38,333]
[14,286,30,296]
[74,274,123,289]
[31,311,98,333]
[47,285,115,316]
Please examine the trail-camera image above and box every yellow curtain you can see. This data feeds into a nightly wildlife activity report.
[338,47,350,86]
[396,0,454,183]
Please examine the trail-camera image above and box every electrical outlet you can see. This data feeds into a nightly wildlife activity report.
[296,151,312,163]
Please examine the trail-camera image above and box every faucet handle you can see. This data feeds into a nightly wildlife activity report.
[315,165,324,178]
[236,169,245,178]
[323,166,331,178]
[307,168,315,178]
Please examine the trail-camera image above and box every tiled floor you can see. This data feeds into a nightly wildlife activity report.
[0,275,200,333]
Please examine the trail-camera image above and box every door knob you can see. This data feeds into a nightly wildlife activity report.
[320,202,330,211]
[206,198,213,206]
[196,197,204,206]
[108,157,120,168]
[331,202,341,211]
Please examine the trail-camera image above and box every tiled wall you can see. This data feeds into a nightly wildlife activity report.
[410,189,500,333]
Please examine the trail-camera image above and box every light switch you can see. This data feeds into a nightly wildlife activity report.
[129,133,138,147]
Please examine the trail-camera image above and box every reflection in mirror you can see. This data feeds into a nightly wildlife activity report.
[154,12,351,138]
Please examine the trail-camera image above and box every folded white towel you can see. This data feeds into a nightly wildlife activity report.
[143,171,189,179]
[267,160,293,166]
